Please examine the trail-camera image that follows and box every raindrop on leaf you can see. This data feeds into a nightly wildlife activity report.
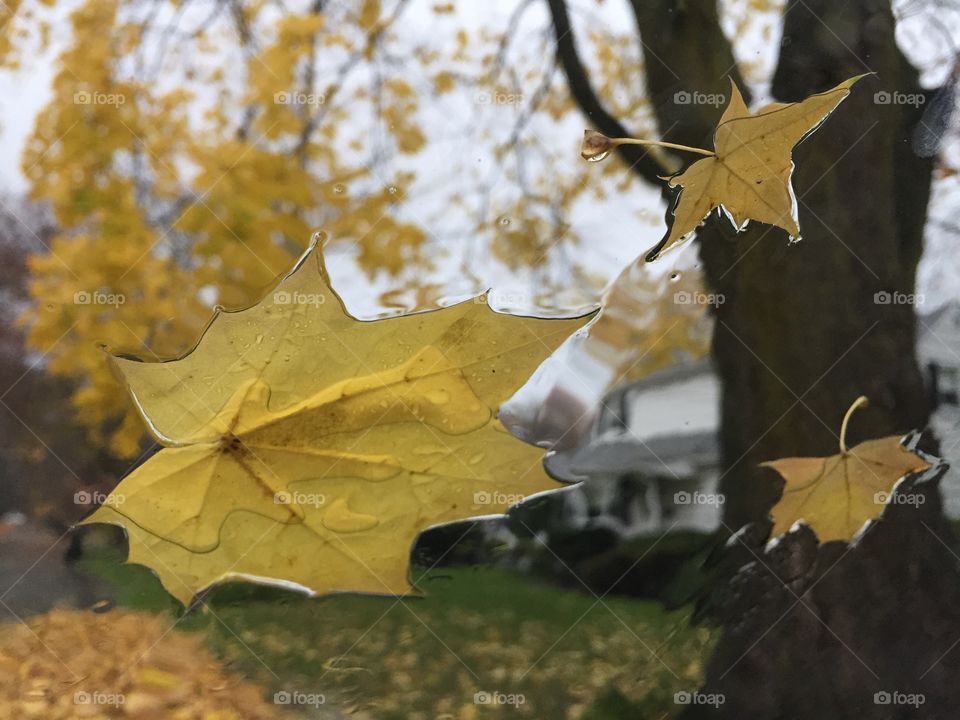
[426,389,451,405]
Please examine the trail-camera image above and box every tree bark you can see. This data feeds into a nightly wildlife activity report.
[682,470,960,720]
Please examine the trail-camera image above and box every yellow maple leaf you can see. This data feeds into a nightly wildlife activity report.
[761,396,933,543]
[84,234,595,605]
[581,75,866,260]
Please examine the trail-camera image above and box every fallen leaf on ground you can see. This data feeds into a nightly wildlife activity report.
[0,608,282,719]
[761,396,933,543]
[85,234,595,604]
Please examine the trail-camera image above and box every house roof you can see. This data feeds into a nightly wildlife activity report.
[604,356,716,401]
[546,428,719,481]
[546,358,721,480]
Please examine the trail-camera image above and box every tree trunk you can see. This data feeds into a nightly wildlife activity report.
[702,0,933,526]
[549,0,933,527]
[682,470,960,720]
[549,2,960,718]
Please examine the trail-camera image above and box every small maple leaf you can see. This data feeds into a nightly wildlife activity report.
[761,396,933,544]
[84,234,595,604]
[581,75,867,261]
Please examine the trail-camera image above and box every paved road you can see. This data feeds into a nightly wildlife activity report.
[0,520,111,619]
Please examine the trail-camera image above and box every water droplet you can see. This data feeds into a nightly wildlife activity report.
[322,498,379,533]
[468,452,485,465]
[388,185,398,195]
[425,389,450,405]
[586,151,609,163]
[255,334,264,344]
[498,216,511,226]
[333,183,345,194]
[414,444,446,456]
[670,272,681,282]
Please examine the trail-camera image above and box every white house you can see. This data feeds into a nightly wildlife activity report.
[540,302,960,539]
[918,302,960,519]
[543,358,724,539]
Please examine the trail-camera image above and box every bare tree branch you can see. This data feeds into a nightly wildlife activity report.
[544,0,663,185]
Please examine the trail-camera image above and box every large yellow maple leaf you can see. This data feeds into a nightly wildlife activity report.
[84,235,595,605]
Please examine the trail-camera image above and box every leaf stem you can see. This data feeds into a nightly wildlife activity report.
[608,137,715,157]
[839,396,869,455]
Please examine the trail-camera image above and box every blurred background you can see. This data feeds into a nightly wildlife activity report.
[0,0,720,524]
[1,0,960,718]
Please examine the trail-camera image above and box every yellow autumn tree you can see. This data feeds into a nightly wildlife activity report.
[5,0,710,457]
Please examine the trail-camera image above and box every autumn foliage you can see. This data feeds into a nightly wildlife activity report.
[7,0,707,458]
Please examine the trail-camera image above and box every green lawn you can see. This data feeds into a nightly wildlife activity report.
[81,549,715,719]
